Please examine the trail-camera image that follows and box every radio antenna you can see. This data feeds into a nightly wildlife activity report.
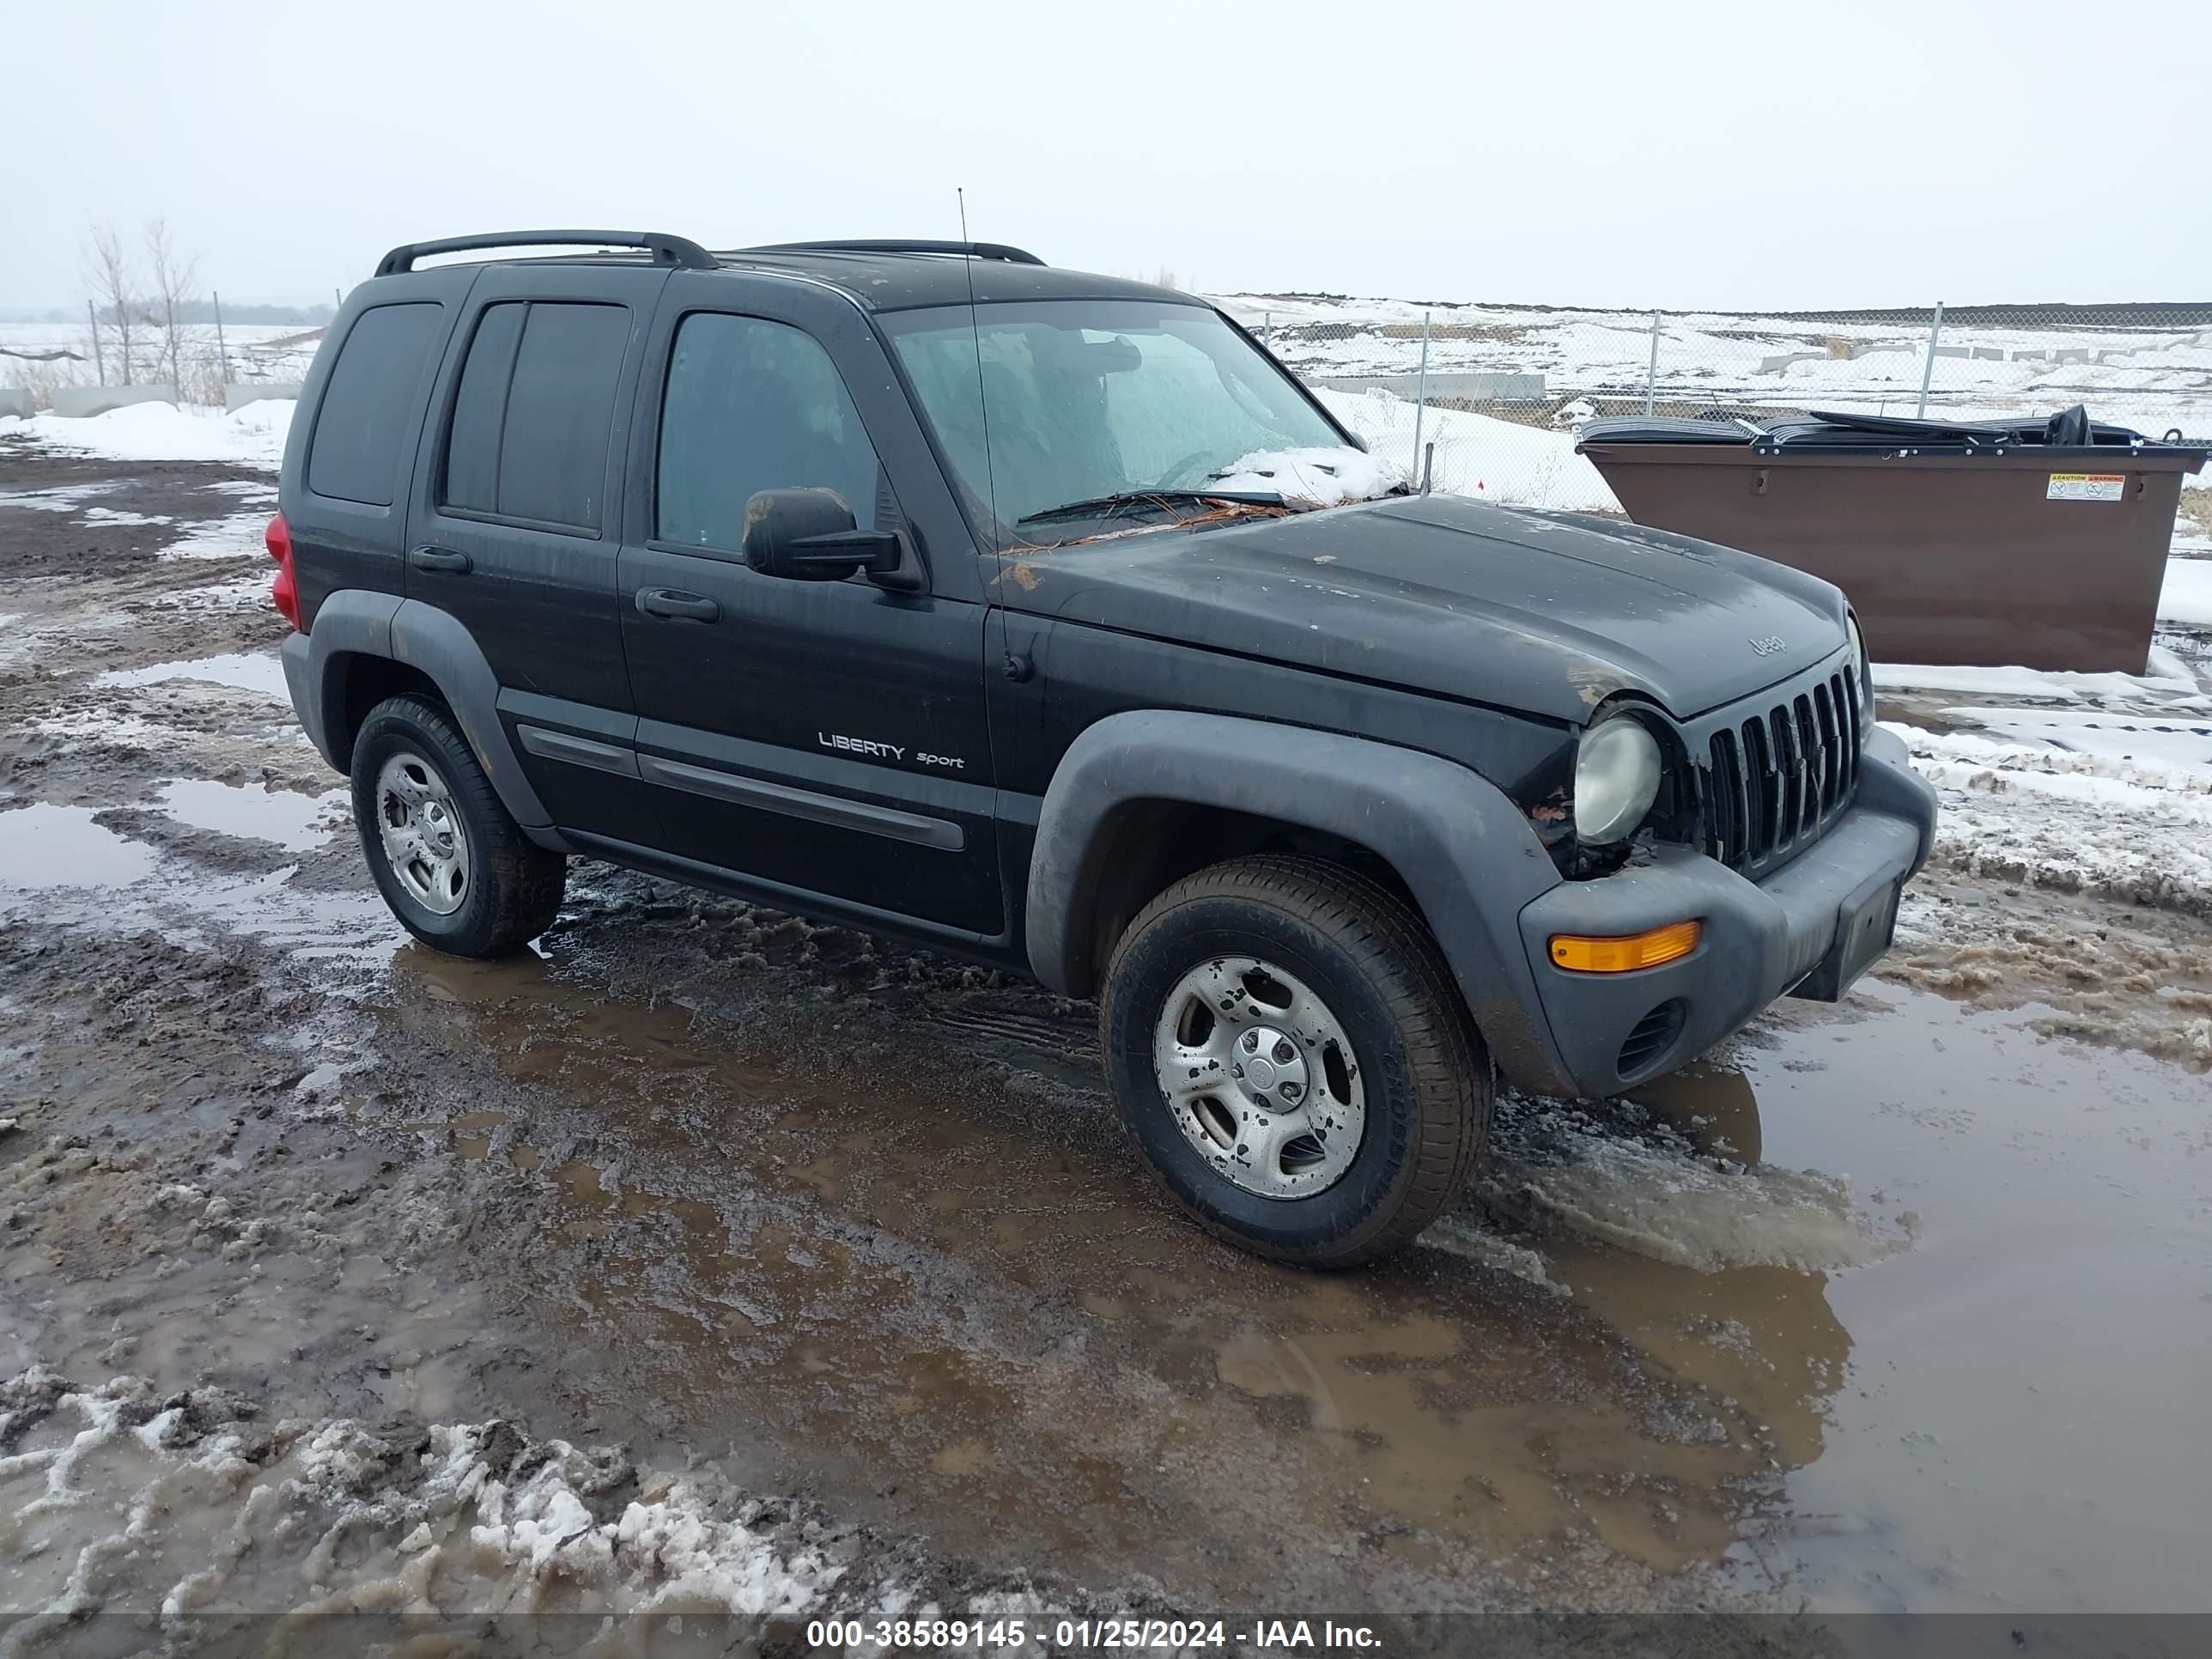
[957,187,1002,543]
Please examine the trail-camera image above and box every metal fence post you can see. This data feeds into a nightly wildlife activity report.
[1644,311,1662,416]
[1409,310,1431,485]
[1915,300,1946,419]
[88,299,105,386]
[1262,309,1272,348]
[212,289,231,392]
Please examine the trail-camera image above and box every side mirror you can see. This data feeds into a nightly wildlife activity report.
[741,489,902,584]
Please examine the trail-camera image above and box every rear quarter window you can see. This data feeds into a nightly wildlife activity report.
[307,302,444,507]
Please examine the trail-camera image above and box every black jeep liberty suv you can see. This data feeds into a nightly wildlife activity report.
[272,230,1938,1267]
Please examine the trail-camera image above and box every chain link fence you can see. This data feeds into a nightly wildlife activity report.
[1221,295,2212,517]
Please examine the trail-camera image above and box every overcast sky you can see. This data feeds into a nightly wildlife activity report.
[9,0,2208,311]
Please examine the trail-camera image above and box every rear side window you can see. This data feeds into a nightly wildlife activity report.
[307,302,443,507]
[441,301,629,531]
[656,313,884,551]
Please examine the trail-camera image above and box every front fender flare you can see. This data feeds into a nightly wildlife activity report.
[1024,710,1572,1092]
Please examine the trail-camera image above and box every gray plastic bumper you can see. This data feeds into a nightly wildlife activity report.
[280,630,332,767]
[1504,726,1937,1098]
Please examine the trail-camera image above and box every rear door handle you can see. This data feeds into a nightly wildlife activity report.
[410,546,471,574]
[635,588,720,623]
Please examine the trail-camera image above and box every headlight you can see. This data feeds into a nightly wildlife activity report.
[1847,612,1875,732]
[1574,715,1662,845]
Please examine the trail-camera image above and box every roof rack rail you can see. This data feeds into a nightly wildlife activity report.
[739,239,1046,267]
[374,230,718,277]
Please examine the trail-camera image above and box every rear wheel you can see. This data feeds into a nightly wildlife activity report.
[350,694,565,957]
[1100,855,1492,1267]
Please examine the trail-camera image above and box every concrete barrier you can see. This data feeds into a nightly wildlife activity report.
[50,385,178,418]
[1314,371,1546,402]
[225,383,304,412]
[0,388,33,420]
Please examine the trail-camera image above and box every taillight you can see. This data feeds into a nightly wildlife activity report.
[265,510,300,630]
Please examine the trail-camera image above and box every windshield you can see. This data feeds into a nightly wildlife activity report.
[881,300,1359,546]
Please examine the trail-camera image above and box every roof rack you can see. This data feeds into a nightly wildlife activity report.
[374,230,718,277]
[739,239,1047,267]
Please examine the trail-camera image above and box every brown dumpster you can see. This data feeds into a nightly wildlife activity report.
[1577,410,2209,673]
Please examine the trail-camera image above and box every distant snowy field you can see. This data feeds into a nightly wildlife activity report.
[1210,293,2212,436]
[1210,291,2212,518]
[0,319,321,394]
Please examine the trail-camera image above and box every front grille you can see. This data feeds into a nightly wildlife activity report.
[1696,664,1863,878]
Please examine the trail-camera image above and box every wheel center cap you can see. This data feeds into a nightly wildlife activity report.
[1235,1024,1309,1109]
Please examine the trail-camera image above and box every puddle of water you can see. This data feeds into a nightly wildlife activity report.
[0,803,161,888]
[1681,988,2212,1614]
[379,945,1778,1589]
[155,779,341,852]
[0,482,123,513]
[93,650,289,701]
[0,800,396,975]
[371,937,2212,1615]
[80,505,172,527]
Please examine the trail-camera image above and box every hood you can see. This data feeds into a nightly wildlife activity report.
[997,494,1851,724]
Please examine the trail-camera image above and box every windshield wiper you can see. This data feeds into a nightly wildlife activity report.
[1015,488,1283,528]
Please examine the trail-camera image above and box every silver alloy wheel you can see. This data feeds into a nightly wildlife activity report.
[1151,955,1367,1200]
[374,750,471,917]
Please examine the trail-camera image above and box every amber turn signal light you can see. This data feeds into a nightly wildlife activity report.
[1548,921,1702,974]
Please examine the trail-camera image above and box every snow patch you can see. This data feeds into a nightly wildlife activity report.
[1316,387,1622,512]
[155,509,270,562]
[13,401,291,468]
[2160,557,2212,627]
[1206,444,1403,507]
[1877,653,2204,703]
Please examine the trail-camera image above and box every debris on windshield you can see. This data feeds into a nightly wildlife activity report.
[1206,446,1407,508]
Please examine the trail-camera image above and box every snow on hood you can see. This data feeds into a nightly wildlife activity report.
[1205,445,1405,508]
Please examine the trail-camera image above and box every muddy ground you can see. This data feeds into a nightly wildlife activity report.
[3,439,2209,1654]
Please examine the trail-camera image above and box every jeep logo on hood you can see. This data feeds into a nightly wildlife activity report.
[1748,635,1789,657]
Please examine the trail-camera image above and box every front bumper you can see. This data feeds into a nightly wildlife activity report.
[1506,725,1936,1097]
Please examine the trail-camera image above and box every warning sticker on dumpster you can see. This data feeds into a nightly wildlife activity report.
[2046,472,2126,501]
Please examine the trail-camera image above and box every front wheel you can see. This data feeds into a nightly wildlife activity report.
[1099,855,1492,1267]
[350,694,566,958]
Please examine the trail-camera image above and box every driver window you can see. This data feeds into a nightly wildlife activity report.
[657,313,884,552]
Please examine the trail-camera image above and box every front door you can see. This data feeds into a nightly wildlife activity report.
[404,264,667,844]
[615,274,1002,939]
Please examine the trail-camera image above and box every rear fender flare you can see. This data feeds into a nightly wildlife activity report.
[290,590,551,830]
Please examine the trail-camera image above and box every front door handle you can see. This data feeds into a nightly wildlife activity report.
[635,588,720,623]
[410,546,472,574]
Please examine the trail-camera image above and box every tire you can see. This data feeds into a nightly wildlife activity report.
[350,693,566,958]
[1099,854,1492,1268]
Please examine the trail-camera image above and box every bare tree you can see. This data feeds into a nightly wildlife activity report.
[143,219,200,394]
[83,226,142,384]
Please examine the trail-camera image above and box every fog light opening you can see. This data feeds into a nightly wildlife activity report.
[1548,920,1702,974]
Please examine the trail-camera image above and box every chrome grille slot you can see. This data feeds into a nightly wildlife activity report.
[1692,654,1863,879]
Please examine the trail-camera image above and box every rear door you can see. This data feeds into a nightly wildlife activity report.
[405,264,667,843]
[614,271,1004,940]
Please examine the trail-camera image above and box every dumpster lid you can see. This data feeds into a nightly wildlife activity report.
[1577,415,1766,446]
[1577,404,2209,467]
[1735,406,2206,465]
